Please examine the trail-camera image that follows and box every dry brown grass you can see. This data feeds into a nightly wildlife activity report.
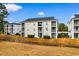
[0,34,79,48]
[0,34,79,56]
[0,41,79,56]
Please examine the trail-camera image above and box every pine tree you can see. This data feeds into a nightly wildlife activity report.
[0,3,8,34]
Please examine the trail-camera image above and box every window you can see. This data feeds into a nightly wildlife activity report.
[38,22,42,26]
[74,33,78,38]
[38,27,42,32]
[22,32,24,36]
[22,23,24,26]
[75,27,78,31]
[46,22,48,25]
[51,33,56,38]
[34,24,35,26]
[51,21,56,26]
[51,27,56,32]
[34,28,35,31]
[46,27,48,31]
[38,33,42,37]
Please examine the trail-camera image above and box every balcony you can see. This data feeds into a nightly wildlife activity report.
[51,21,56,27]
[38,22,42,26]
[52,30,56,32]
[74,20,79,26]
[38,27,42,33]
[74,28,79,33]
[22,28,25,31]
[74,30,79,33]
[74,33,79,38]
[38,30,42,33]
[51,33,56,38]
[38,33,42,37]
[74,23,79,26]
[51,27,56,32]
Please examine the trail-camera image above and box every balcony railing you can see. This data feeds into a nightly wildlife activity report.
[74,24,79,26]
[51,30,56,32]
[51,27,56,32]
[51,21,56,27]
[51,23,56,26]
[74,30,79,32]
[74,20,79,26]
[38,30,42,33]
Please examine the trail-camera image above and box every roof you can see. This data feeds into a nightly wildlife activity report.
[8,23,21,25]
[22,17,56,23]
[68,14,79,24]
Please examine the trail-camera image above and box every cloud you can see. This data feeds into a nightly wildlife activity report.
[4,4,22,12]
[37,12,45,16]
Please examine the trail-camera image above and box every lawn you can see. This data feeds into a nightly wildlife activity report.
[0,41,79,56]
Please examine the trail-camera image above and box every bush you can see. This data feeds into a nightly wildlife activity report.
[27,35,34,38]
[43,35,50,39]
[7,33,10,35]
[15,33,20,35]
[57,33,69,38]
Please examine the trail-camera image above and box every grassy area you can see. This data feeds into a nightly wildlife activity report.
[0,34,79,56]
[0,41,79,56]
[0,34,79,48]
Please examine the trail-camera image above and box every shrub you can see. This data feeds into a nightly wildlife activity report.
[43,35,50,39]
[57,33,69,38]
[27,35,34,38]
[7,33,10,35]
[15,33,20,35]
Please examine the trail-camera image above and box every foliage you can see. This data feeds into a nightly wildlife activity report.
[27,35,34,38]
[0,3,9,34]
[58,33,69,38]
[7,33,10,35]
[58,23,68,31]
[15,33,20,35]
[43,35,50,39]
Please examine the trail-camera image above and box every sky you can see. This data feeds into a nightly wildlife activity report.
[4,3,79,24]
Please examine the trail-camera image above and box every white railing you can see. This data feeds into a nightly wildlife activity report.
[51,23,56,26]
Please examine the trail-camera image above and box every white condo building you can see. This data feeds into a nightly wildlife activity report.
[21,17,58,38]
[68,14,79,39]
[4,23,22,35]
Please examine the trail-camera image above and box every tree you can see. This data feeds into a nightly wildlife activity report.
[0,3,8,34]
[58,23,69,38]
[58,23,68,31]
